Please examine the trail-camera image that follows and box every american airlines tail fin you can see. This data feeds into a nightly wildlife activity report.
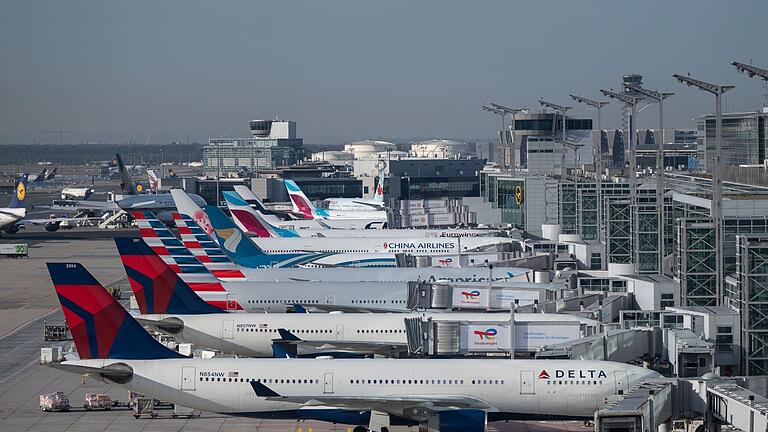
[132,210,247,281]
[8,174,27,208]
[147,169,160,193]
[284,180,321,219]
[47,262,184,359]
[116,153,138,195]
[114,237,232,313]
[223,191,298,238]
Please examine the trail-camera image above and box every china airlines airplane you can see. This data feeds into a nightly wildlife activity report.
[48,262,661,432]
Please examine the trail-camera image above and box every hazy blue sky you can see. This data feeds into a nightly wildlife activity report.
[0,1,764,145]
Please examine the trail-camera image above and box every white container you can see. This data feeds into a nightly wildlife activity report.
[129,296,139,311]
[200,350,216,359]
[40,348,53,364]
[178,343,193,357]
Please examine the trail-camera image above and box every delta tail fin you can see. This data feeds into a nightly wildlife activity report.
[47,262,184,359]
[114,237,231,314]
[8,174,28,208]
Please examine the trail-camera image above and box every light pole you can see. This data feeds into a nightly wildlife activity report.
[601,89,640,270]
[570,95,609,245]
[490,103,526,174]
[673,74,734,305]
[482,105,509,168]
[538,100,572,182]
[625,84,674,273]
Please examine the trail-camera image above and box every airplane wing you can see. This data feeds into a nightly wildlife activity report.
[52,362,133,382]
[48,200,121,211]
[250,381,494,420]
[305,304,406,313]
[17,216,105,226]
[275,329,407,356]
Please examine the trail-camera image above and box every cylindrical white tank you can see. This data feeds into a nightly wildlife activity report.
[533,271,551,284]
[541,224,561,241]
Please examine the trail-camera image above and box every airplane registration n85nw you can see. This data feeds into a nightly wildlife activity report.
[48,262,661,432]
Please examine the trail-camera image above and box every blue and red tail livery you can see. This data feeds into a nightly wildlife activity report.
[47,263,184,360]
[114,237,224,314]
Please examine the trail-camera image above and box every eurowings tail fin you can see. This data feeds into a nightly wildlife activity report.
[47,262,184,359]
[223,191,298,238]
[284,180,318,219]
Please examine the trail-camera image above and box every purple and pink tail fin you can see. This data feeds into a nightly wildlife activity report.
[47,262,184,360]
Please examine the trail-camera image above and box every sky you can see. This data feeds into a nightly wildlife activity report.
[0,1,765,145]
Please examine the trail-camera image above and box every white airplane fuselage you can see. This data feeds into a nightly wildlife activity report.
[219,266,529,283]
[59,358,660,422]
[278,228,501,239]
[61,187,93,200]
[252,236,514,255]
[0,208,25,230]
[140,312,599,357]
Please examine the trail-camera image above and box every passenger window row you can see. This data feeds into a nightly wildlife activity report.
[546,380,603,386]
[200,377,320,384]
[356,329,405,334]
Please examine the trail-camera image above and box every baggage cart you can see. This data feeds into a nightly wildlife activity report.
[171,404,199,418]
[132,397,156,419]
[40,392,70,412]
[83,393,113,410]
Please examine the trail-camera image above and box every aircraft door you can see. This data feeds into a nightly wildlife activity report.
[335,324,344,340]
[222,320,234,339]
[181,367,196,391]
[614,371,629,394]
[324,295,335,304]
[323,372,334,394]
[520,370,535,395]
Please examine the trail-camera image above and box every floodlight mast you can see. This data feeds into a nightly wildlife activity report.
[482,105,508,169]
[673,74,734,305]
[731,61,768,80]
[490,103,526,174]
[571,95,609,245]
[539,100,572,182]
[626,84,674,273]
[601,89,640,271]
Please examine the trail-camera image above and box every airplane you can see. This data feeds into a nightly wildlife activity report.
[224,191,502,239]
[44,167,57,181]
[115,237,409,312]
[33,168,48,183]
[60,176,96,200]
[1,175,98,234]
[48,262,662,432]
[214,200,515,256]
[115,256,599,358]
[285,179,388,221]
[147,169,161,193]
[232,185,383,230]
[133,210,532,284]
[0,175,28,234]
[52,154,206,223]
[318,171,386,212]
[171,189,398,268]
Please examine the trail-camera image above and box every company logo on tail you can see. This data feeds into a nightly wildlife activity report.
[7,174,28,208]
[223,191,297,238]
[115,237,234,313]
[47,262,184,359]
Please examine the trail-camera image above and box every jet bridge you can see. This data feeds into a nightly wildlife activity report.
[595,381,674,432]
[707,383,768,432]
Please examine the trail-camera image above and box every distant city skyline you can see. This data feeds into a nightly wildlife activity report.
[0,0,765,145]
